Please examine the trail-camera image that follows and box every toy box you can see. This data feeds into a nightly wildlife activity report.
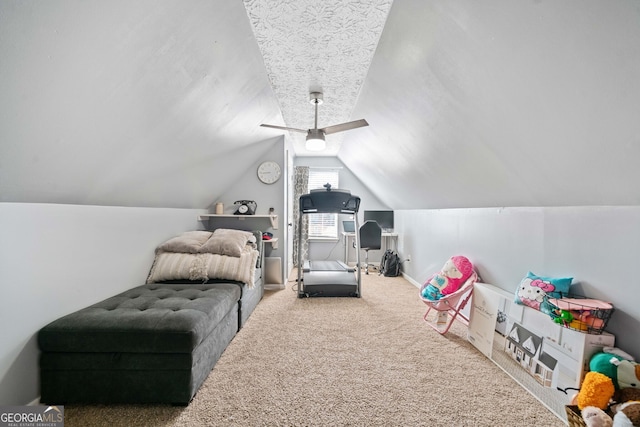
[468,283,615,423]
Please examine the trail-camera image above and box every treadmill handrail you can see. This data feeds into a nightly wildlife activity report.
[299,188,361,214]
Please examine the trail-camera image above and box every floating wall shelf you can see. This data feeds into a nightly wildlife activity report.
[198,214,279,230]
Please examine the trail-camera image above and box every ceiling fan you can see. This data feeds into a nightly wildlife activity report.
[261,92,369,151]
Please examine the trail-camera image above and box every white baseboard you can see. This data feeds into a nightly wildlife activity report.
[27,397,41,406]
[402,272,421,288]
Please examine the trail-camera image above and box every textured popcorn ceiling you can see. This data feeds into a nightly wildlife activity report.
[243,0,394,155]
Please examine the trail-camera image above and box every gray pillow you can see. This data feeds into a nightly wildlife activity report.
[199,228,256,257]
[156,231,212,253]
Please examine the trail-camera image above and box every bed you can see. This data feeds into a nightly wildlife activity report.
[38,228,265,405]
[145,228,265,329]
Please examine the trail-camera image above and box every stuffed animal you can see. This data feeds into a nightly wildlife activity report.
[612,359,640,390]
[581,403,640,427]
[613,402,640,427]
[421,256,474,301]
[591,354,630,390]
[578,371,616,410]
[603,347,637,362]
[618,388,640,403]
[579,351,640,427]
[582,406,613,427]
[588,348,636,390]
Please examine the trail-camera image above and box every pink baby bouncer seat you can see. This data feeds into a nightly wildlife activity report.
[419,256,478,335]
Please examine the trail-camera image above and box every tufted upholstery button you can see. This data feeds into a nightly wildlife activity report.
[39,282,241,356]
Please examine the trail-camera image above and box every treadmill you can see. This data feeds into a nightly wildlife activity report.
[297,185,362,298]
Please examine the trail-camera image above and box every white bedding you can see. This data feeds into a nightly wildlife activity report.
[146,229,260,287]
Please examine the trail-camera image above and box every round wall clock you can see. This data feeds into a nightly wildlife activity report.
[257,161,281,184]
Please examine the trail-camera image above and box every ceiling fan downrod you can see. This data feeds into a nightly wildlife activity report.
[310,92,323,130]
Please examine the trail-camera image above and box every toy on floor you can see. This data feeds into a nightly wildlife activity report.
[590,347,636,389]
[618,388,640,403]
[419,255,477,335]
[578,348,640,427]
[581,402,640,427]
[612,359,640,390]
[582,406,613,427]
[577,371,616,410]
[421,255,474,301]
[615,402,640,427]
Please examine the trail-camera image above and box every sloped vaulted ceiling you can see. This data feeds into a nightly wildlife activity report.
[243,0,393,156]
[0,0,283,208]
[339,0,640,209]
[244,0,640,209]
[2,0,640,210]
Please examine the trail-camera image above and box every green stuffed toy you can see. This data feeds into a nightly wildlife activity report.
[590,347,636,390]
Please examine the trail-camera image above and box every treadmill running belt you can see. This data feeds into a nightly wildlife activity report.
[308,260,347,271]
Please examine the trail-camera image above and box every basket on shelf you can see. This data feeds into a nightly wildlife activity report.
[565,405,586,427]
[546,296,613,334]
[565,405,615,427]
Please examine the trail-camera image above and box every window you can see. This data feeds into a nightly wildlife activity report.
[307,168,339,239]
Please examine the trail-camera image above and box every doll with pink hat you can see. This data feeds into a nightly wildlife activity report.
[421,255,475,301]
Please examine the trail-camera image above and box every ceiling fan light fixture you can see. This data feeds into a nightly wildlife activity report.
[305,129,326,151]
[261,91,368,152]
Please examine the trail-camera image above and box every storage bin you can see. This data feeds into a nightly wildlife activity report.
[547,296,613,334]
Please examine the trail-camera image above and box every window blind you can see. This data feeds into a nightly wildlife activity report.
[307,168,339,239]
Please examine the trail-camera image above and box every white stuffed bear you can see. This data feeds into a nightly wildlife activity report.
[614,402,640,427]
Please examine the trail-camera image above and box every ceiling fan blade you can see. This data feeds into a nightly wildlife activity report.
[260,124,308,134]
[321,119,369,135]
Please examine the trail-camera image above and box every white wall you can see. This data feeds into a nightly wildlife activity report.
[215,139,286,283]
[396,206,640,359]
[0,203,204,405]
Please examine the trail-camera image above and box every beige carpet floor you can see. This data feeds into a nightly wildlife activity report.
[64,272,564,426]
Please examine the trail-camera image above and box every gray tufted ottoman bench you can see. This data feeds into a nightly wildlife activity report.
[38,283,241,405]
